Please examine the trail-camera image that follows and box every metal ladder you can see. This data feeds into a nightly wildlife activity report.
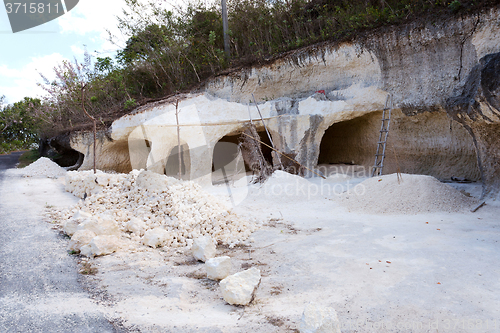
[371,94,393,177]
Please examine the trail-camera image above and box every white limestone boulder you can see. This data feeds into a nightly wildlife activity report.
[299,303,341,333]
[125,217,147,236]
[192,236,216,262]
[206,256,231,280]
[68,229,96,253]
[63,220,81,237]
[80,235,121,257]
[76,214,121,237]
[63,210,92,236]
[220,267,261,305]
[142,228,170,248]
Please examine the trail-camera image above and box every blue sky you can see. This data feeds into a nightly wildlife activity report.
[0,0,185,104]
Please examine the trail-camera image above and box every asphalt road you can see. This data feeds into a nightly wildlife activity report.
[0,151,24,171]
[0,153,120,332]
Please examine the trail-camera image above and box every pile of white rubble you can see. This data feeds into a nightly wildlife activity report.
[338,173,477,214]
[21,157,66,178]
[50,170,259,257]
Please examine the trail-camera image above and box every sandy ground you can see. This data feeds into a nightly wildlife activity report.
[2,168,500,333]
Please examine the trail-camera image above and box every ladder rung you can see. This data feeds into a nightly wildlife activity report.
[375,154,385,156]
[381,119,390,121]
[377,141,386,144]
[380,130,388,132]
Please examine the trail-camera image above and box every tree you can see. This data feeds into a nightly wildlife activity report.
[34,49,133,138]
[0,97,41,153]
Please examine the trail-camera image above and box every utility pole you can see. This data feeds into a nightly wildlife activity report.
[221,0,230,59]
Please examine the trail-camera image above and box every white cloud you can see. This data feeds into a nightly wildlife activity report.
[58,0,125,36]
[58,0,128,53]
[57,0,185,54]
[0,65,21,79]
[0,53,68,103]
[70,44,85,55]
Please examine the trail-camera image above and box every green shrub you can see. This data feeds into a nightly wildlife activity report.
[449,0,462,12]
[124,98,137,110]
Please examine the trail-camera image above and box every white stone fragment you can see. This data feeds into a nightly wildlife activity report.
[206,256,231,280]
[142,228,170,248]
[68,229,96,253]
[192,236,216,262]
[76,214,121,236]
[80,235,121,257]
[63,210,92,236]
[220,267,261,305]
[299,303,341,333]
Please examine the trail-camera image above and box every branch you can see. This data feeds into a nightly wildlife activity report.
[80,83,95,121]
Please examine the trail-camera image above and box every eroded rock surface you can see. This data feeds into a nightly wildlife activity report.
[447,52,500,199]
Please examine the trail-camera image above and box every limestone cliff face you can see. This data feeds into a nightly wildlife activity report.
[71,6,500,198]
[446,51,500,199]
[70,131,131,174]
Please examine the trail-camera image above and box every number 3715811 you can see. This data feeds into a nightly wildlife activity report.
[5,2,61,14]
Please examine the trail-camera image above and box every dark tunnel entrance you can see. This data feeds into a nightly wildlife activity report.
[165,143,190,179]
[317,111,481,180]
[318,114,376,167]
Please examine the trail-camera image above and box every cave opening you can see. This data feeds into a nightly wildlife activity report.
[42,136,85,169]
[211,130,273,185]
[54,149,84,168]
[317,111,481,181]
[317,113,376,178]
